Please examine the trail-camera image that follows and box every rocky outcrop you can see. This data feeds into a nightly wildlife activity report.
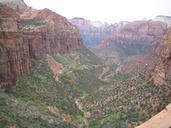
[20,9,83,59]
[97,20,167,57]
[70,17,116,47]
[0,2,83,87]
[136,104,171,128]
[0,32,32,87]
[151,28,171,86]
[0,3,32,87]
[0,0,28,14]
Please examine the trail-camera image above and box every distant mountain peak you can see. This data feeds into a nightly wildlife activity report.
[154,15,171,26]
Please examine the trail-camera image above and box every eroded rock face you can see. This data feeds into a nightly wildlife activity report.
[97,20,167,57]
[21,9,83,59]
[70,17,116,47]
[117,20,167,37]
[0,4,31,87]
[0,0,28,14]
[0,2,83,87]
[152,28,171,86]
[0,32,32,87]
[117,28,171,86]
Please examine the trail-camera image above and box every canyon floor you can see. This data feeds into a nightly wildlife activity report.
[0,48,170,128]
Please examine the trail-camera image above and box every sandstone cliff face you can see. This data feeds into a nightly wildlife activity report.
[0,2,83,87]
[97,20,167,57]
[21,9,83,59]
[0,4,32,87]
[0,32,32,87]
[99,20,167,47]
[152,28,171,86]
[0,0,28,14]
[70,17,116,47]
[117,20,167,37]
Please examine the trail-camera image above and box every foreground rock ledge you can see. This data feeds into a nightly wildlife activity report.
[136,104,171,128]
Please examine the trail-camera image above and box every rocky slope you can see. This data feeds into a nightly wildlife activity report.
[70,17,116,47]
[0,1,83,87]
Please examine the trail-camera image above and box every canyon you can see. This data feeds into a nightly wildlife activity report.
[0,0,171,128]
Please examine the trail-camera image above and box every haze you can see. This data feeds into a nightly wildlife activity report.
[25,0,171,23]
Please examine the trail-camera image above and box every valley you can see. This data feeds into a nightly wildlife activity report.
[0,0,171,128]
[1,48,171,128]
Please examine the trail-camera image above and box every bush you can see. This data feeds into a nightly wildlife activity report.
[59,72,71,84]
[20,18,47,26]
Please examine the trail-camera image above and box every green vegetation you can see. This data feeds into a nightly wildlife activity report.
[0,48,171,128]
[20,18,47,26]
[59,72,72,84]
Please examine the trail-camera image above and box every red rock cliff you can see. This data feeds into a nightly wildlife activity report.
[93,20,167,62]
[21,8,83,59]
[70,17,116,47]
[0,0,28,14]
[98,20,167,48]
[152,28,171,86]
[0,2,83,87]
[0,3,32,87]
[117,28,171,86]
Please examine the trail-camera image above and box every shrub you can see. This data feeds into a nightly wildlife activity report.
[20,18,47,26]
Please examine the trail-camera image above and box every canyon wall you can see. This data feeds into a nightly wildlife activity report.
[152,28,171,86]
[0,2,83,87]
[70,17,116,47]
[97,20,167,57]
[117,28,171,86]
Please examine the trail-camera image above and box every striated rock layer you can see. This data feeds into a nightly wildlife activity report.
[0,2,83,87]
[96,20,167,58]
[70,17,116,47]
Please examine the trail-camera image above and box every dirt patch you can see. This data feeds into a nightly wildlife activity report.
[48,106,72,122]
[46,54,63,81]
[98,66,110,81]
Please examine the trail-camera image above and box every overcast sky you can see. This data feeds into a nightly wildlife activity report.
[24,0,171,23]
